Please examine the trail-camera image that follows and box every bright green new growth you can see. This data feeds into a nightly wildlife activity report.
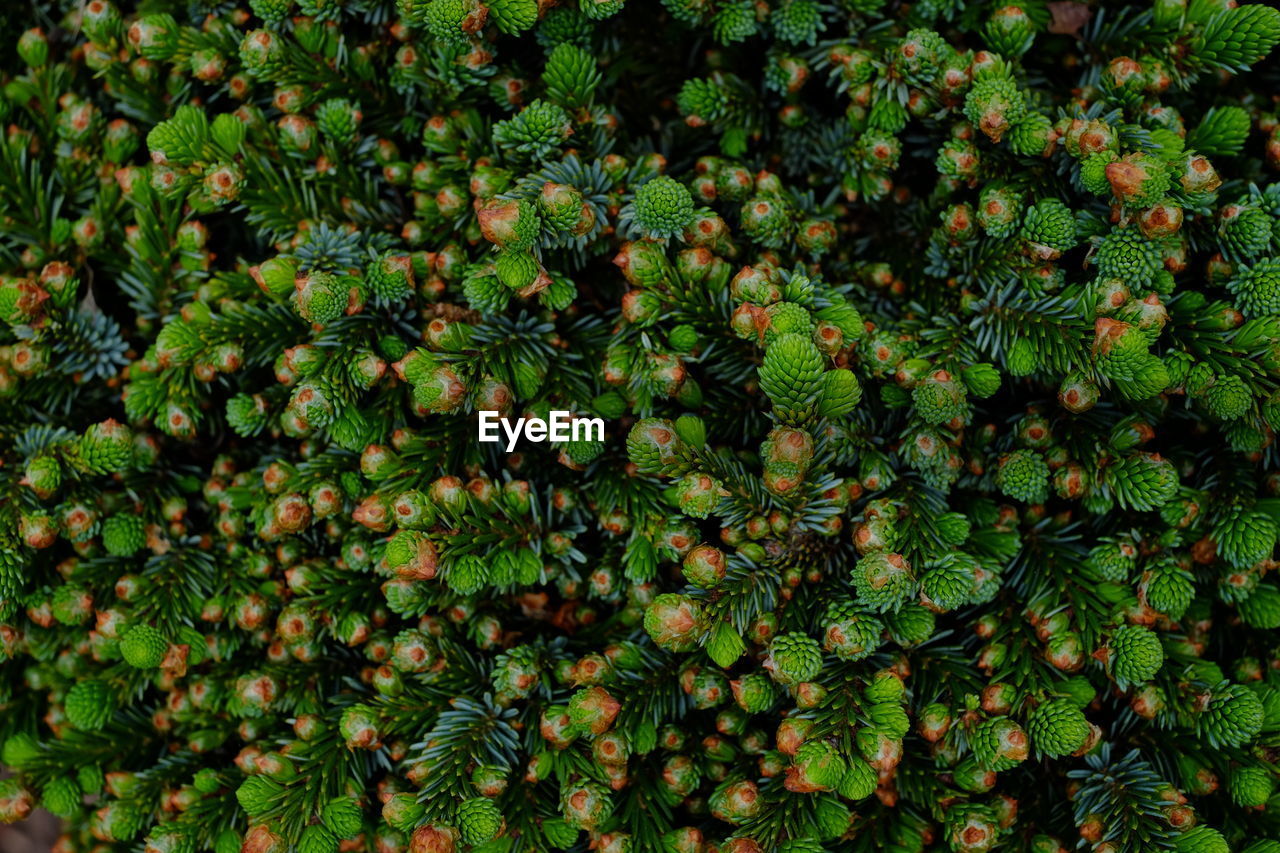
[631,175,696,239]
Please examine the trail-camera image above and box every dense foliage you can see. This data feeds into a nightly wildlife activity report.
[4,1,1280,851]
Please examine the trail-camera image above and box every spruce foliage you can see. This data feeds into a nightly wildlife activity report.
[2,1,1280,851]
